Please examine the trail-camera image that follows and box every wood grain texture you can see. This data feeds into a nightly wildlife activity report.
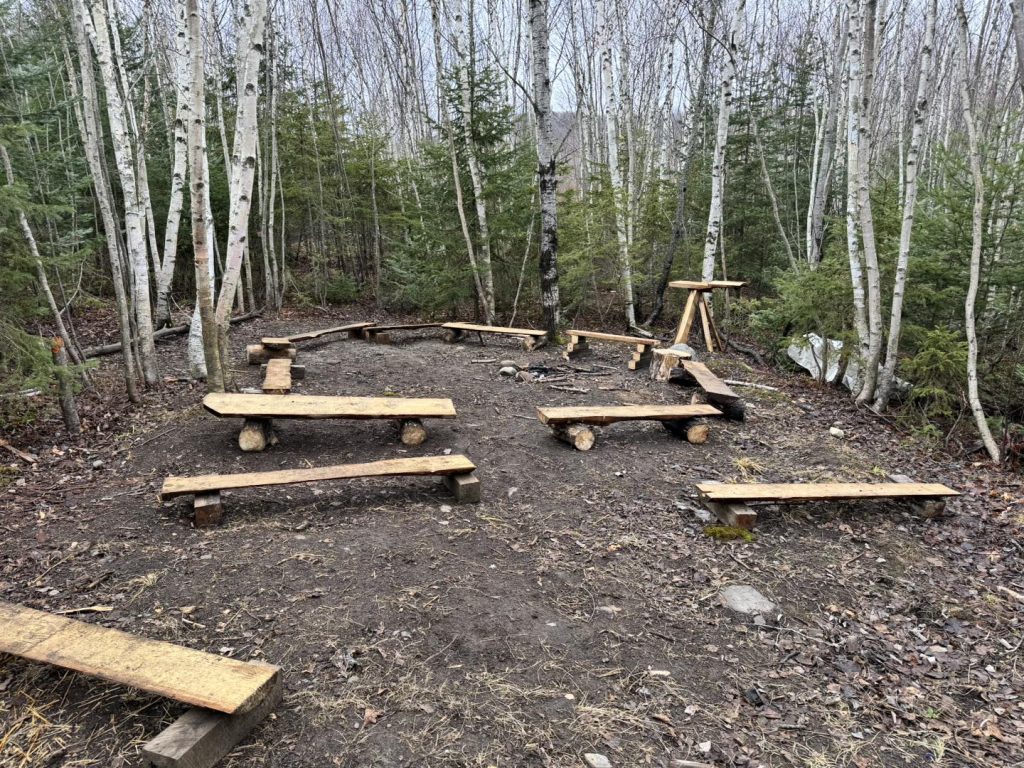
[442,322,546,336]
[203,393,457,420]
[259,337,293,349]
[261,359,291,394]
[680,361,739,403]
[0,601,280,714]
[161,455,477,499]
[696,482,958,503]
[568,330,658,346]
[286,322,375,343]
[537,404,721,426]
[668,280,747,290]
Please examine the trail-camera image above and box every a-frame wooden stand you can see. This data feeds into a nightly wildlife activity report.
[669,280,746,352]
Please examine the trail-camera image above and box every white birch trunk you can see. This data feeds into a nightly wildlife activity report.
[701,0,745,282]
[955,0,1001,462]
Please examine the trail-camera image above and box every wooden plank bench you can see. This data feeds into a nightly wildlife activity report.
[0,600,281,768]
[563,330,659,370]
[286,321,376,343]
[247,323,376,364]
[537,404,721,450]
[261,358,292,395]
[695,481,959,529]
[161,455,481,526]
[672,360,745,420]
[203,393,457,452]
[442,322,548,351]
[363,322,444,344]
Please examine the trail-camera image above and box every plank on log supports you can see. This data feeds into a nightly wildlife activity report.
[662,419,710,444]
[193,492,224,527]
[399,419,428,446]
[261,363,305,380]
[260,337,294,350]
[142,672,282,768]
[443,471,481,503]
[246,345,297,365]
[238,419,276,452]
[890,474,948,518]
[703,500,758,529]
[550,423,597,451]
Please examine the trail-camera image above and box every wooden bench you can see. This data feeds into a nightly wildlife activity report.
[442,322,548,351]
[363,322,444,344]
[203,393,457,452]
[563,330,659,370]
[261,358,292,394]
[0,600,281,768]
[246,322,375,364]
[672,360,745,420]
[161,455,481,526]
[695,481,959,529]
[537,404,721,450]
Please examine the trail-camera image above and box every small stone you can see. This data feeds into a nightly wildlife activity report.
[584,754,612,768]
[91,459,104,469]
[596,605,621,616]
[829,426,845,439]
[515,370,536,383]
[720,585,778,617]
[498,366,518,377]
[498,360,520,370]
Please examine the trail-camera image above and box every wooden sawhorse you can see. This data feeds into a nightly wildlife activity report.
[669,280,746,351]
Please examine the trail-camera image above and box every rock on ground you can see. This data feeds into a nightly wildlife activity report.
[720,585,778,616]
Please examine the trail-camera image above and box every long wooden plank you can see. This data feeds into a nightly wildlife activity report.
[0,601,279,715]
[366,323,443,332]
[286,322,375,343]
[161,455,477,499]
[203,393,457,420]
[537,404,721,426]
[696,482,959,503]
[669,280,712,290]
[569,329,658,346]
[442,322,546,337]
[259,337,293,349]
[680,360,739,403]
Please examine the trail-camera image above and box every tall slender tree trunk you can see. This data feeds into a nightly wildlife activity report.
[597,0,636,327]
[701,0,745,282]
[874,0,937,411]
[186,0,223,391]
[528,0,560,334]
[955,0,1000,462]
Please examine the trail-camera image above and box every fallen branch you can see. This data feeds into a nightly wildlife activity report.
[82,310,262,358]
[723,379,780,392]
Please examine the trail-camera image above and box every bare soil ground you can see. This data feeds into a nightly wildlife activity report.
[1,309,1022,768]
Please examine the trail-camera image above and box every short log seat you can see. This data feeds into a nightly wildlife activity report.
[671,360,745,420]
[695,481,959,530]
[0,600,281,768]
[363,322,444,344]
[537,403,722,450]
[651,345,694,382]
[442,322,548,351]
[563,330,659,370]
[261,358,292,395]
[161,455,481,526]
[202,393,457,452]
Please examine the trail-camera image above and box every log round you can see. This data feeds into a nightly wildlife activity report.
[552,423,596,451]
[399,419,428,446]
[239,418,273,452]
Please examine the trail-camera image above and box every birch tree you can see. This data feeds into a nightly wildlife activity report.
[955,0,1001,462]
[701,0,745,282]
[528,0,560,334]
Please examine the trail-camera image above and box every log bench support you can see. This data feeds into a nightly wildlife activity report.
[443,471,481,503]
[398,418,428,446]
[661,419,710,444]
[651,347,693,382]
[442,323,547,351]
[552,423,598,451]
[239,418,278,452]
[246,344,297,366]
[193,492,224,527]
[142,673,282,768]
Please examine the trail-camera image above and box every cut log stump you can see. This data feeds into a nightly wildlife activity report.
[399,419,428,446]
[238,419,275,452]
[551,423,597,451]
[443,471,481,503]
[141,672,282,768]
[662,419,710,444]
[193,492,224,527]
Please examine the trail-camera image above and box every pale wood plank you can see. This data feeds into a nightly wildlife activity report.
[161,455,477,499]
[261,359,291,394]
[286,322,375,343]
[673,291,700,345]
[366,323,443,332]
[259,337,293,349]
[0,601,280,715]
[696,482,959,503]
[668,280,713,290]
[203,393,457,420]
[697,297,715,351]
[537,404,721,426]
[680,361,739,403]
[442,322,546,336]
[568,329,658,346]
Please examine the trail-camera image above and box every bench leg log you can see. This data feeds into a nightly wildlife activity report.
[193,492,224,527]
[443,328,465,344]
[628,345,654,371]
[246,345,297,365]
[239,418,276,452]
[443,471,481,503]
[551,423,596,451]
[142,673,282,768]
[366,331,391,344]
[662,419,710,444]
[398,419,428,446]
[563,337,589,360]
[522,334,547,351]
[703,500,758,530]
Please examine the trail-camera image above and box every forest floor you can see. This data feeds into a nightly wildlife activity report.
[1,307,1023,768]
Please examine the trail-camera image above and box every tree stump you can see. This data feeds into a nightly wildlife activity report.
[663,419,709,444]
[551,423,596,451]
